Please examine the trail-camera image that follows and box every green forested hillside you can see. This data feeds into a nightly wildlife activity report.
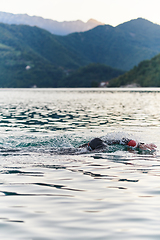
[0,24,64,87]
[108,54,160,87]
[0,23,86,69]
[15,17,160,71]
[2,17,160,71]
[58,63,125,87]
[0,18,160,87]
[56,18,160,71]
[0,24,123,87]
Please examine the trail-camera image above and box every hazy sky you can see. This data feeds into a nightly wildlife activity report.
[1,0,160,26]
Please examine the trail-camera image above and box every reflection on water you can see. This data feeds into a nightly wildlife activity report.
[0,152,160,240]
[0,88,160,239]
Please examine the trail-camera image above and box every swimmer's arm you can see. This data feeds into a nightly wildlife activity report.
[105,138,134,145]
[104,139,121,145]
[126,139,157,150]
[137,143,157,150]
[106,138,157,150]
[78,143,88,148]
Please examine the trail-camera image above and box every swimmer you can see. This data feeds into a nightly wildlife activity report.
[79,137,157,151]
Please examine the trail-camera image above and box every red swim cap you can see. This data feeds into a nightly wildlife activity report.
[127,140,137,147]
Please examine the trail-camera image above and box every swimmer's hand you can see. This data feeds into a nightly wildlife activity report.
[139,143,157,150]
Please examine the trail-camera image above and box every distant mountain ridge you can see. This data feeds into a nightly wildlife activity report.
[0,18,159,87]
[1,12,160,71]
[0,11,104,35]
[55,18,160,70]
[0,23,124,87]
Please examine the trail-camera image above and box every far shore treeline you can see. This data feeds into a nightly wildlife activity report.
[1,18,160,87]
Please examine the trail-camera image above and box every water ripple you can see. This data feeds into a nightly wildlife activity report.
[0,89,159,239]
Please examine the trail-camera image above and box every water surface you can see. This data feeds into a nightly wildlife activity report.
[0,88,160,239]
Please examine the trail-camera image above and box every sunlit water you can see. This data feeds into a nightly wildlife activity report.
[0,88,160,239]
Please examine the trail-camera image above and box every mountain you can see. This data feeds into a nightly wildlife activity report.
[0,23,124,87]
[0,23,65,87]
[0,18,160,87]
[55,18,160,71]
[1,17,160,71]
[0,11,104,35]
[108,54,160,87]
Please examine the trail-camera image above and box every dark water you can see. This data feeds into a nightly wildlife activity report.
[0,88,160,239]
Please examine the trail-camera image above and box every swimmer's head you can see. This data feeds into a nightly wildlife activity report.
[127,140,137,147]
[88,138,106,151]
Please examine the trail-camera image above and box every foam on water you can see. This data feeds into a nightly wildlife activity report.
[0,130,154,157]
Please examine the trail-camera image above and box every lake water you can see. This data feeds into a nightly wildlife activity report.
[0,88,160,240]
